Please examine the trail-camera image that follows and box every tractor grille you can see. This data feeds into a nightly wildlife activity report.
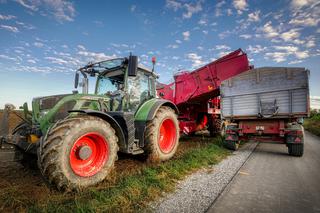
[53,100,76,121]
[39,95,69,110]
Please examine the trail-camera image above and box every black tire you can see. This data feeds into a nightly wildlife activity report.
[144,106,179,163]
[208,116,221,137]
[38,115,118,191]
[288,144,304,157]
[223,140,239,151]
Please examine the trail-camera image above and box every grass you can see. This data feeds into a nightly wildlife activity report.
[26,137,229,213]
[304,110,320,137]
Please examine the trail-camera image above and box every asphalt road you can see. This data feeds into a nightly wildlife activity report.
[208,131,320,213]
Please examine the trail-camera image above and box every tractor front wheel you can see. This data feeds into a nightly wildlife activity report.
[144,106,179,163]
[38,115,118,191]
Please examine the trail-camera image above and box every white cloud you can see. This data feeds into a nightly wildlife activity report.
[130,5,136,12]
[274,45,298,53]
[183,1,202,19]
[15,0,38,11]
[265,52,288,63]
[45,56,69,65]
[265,45,310,63]
[215,1,226,17]
[295,50,309,59]
[233,0,248,14]
[215,45,231,50]
[247,45,267,54]
[248,10,260,22]
[289,17,319,27]
[0,54,17,61]
[261,21,279,38]
[167,44,179,49]
[15,0,76,22]
[175,39,182,44]
[289,0,319,27]
[0,14,16,20]
[291,0,317,8]
[218,51,232,57]
[202,30,208,35]
[305,39,316,48]
[198,18,207,26]
[197,46,204,50]
[166,0,182,11]
[227,8,233,16]
[33,42,44,48]
[187,53,205,68]
[78,50,117,62]
[240,34,252,39]
[280,29,300,42]
[182,31,190,41]
[0,24,19,33]
[27,59,36,64]
[288,60,303,64]
[77,45,86,51]
[15,21,35,30]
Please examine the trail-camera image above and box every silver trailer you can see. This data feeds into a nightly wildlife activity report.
[220,67,310,156]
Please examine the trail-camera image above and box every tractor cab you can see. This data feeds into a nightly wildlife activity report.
[75,56,157,112]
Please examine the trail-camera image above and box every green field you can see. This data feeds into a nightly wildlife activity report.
[304,110,320,137]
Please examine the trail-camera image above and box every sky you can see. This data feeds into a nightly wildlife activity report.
[0,0,319,108]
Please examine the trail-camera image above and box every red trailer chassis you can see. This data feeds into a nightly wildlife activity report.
[157,49,251,136]
[224,119,304,155]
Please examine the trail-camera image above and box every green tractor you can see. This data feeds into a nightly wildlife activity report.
[0,55,180,191]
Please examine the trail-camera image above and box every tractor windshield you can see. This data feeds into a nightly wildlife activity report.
[92,59,124,72]
[96,69,124,95]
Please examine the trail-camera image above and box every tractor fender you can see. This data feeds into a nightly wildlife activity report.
[134,98,178,148]
[69,110,126,148]
[135,98,178,122]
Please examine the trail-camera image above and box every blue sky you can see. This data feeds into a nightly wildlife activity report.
[0,0,319,108]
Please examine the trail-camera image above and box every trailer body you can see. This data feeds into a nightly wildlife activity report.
[221,67,309,156]
[157,49,251,135]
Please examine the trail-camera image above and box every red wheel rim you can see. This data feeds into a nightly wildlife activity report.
[159,118,177,153]
[69,132,108,177]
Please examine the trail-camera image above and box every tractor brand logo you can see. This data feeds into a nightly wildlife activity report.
[208,85,213,91]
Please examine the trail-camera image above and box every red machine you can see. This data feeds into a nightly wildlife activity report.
[157,49,251,136]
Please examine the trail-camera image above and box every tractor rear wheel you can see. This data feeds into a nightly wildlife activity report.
[288,144,304,157]
[144,106,179,163]
[38,115,118,191]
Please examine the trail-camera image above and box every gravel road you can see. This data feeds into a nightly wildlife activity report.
[151,141,258,213]
[208,131,320,213]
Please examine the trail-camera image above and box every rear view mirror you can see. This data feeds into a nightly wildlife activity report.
[74,72,79,88]
[128,55,138,76]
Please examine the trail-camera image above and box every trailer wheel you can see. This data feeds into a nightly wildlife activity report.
[208,117,222,137]
[223,140,239,151]
[288,144,304,157]
[144,106,179,163]
[38,115,118,191]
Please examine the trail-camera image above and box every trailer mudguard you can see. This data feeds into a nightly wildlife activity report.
[134,98,178,147]
[69,110,126,150]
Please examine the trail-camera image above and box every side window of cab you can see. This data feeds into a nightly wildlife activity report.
[127,70,150,111]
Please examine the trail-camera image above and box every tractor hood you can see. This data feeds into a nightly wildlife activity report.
[31,93,112,134]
